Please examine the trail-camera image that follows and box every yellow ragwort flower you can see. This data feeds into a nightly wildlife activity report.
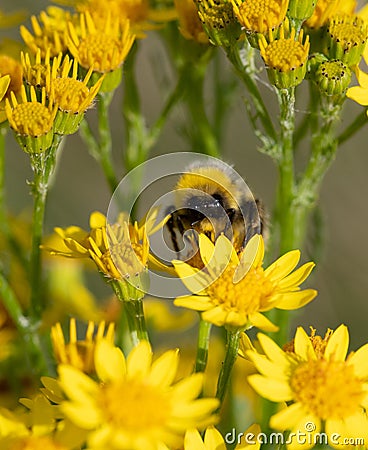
[5,86,58,153]
[231,0,289,34]
[20,7,73,57]
[58,340,219,449]
[247,325,368,450]
[173,234,317,331]
[0,54,23,123]
[259,24,310,88]
[51,318,115,374]
[67,11,135,91]
[21,48,55,90]
[175,0,209,44]
[325,15,368,66]
[47,55,105,134]
[305,0,356,29]
[347,65,368,110]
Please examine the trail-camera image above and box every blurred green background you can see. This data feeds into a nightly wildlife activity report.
[2,0,368,348]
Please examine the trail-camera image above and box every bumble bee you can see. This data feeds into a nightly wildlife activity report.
[165,160,266,258]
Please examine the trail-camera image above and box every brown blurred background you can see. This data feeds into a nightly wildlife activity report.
[2,0,368,349]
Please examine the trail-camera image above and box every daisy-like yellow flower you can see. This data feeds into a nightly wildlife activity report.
[20,7,73,57]
[47,55,105,134]
[21,48,55,90]
[5,86,58,153]
[173,234,317,331]
[231,0,289,34]
[259,23,310,89]
[347,65,368,110]
[67,11,135,91]
[51,318,115,374]
[58,339,219,449]
[247,325,368,449]
[174,0,209,44]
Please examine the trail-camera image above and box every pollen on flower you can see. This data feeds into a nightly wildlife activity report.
[99,380,170,429]
[231,0,289,33]
[291,359,364,420]
[260,28,310,72]
[283,327,334,357]
[10,102,53,136]
[207,265,273,315]
[53,78,90,112]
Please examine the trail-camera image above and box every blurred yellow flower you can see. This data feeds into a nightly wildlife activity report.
[20,7,73,57]
[347,65,368,111]
[247,325,368,449]
[0,55,23,123]
[306,0,356,28]
[173,234,317,331]
[174,0,209,44]
[51,318,115,374]
[58,339,219,449]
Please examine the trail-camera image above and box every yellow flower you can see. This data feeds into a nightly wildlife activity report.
[58,340,219,449]
[21,48,54,90]
[184,424,261,449]
[259,24,310,88]
[173,234,317,331]
[44,211,148,281]
[231,0,289,34]
[306,0,356,28]
[20,7,73,57]
[67,11,135,91]
[174,0,209,44]
[347,65,368,110]
[54,0,177,34]
[247,325,368,449]
[0,55,23,123]
[5,86,58,153]
[51,318,115,374]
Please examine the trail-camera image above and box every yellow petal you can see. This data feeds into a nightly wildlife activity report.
[184,429,206,450]
[95,340,126,382]
[58,364,98,402]
[249,312,279,332]
[202,306,228,326]
[90,211,106,228]
[269,402,308,431]
[348,343,368,378]
[172,260,209,294]
[275,289,317,310]
[236,423,261,450]
[0,75,10,102]
[294,327,317,361]
[264,250,300,281]
[355,65,368,88]
[174,295,213,311]
[346,85,368,105]
[204,426,227,449]
[257,333,289,365]
[240,234,263,269]
[148,349,179,387]
[324,324,349,361]
[171,373,204,402]
[247,351,288,380]
[248,374,293,402]
[61,402,101,429]
[126,340,152,379]
[278,262,315,290]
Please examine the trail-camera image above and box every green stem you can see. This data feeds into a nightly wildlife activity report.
[29,136,62,319]
[111,280,149,346]
[216,329,241,408]
[337,109,367,146]
[194,318,212,373]
[225,43,277,142]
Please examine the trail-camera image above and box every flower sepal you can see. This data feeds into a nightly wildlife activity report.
[53,109,85,135]
[14,128,55,154]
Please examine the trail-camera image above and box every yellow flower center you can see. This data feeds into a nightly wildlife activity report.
[11,103,53,136]
[106,242,146,278]
[99,380,170,429]
[0,55,23,96]
[77,35,124,72]
[262,38,307,71]
[199,1,236,30]
[9,436,67,450]
[53,78,91,113]
[207,265,273,314]
[327,16,368,48]
[237,0,287,33]
[291,359,364,420]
